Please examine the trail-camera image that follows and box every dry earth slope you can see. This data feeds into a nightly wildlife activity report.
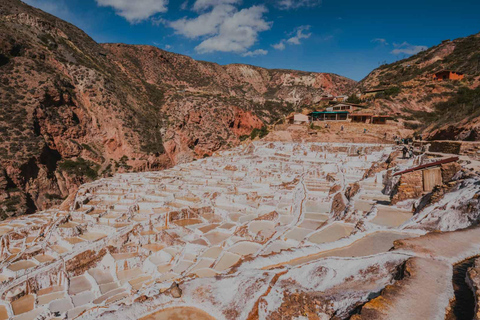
[0,0,355,218]
[356,32,480,140]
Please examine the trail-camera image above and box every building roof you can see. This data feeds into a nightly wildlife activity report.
[331,103,368,108]
[309,111,350,115]
[350,114,391,118]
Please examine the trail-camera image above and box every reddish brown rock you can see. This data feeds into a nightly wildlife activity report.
[391,171,423,204]
[441,162,461,183]
[345,182,361,200]
[331,193,347,217]
[467,258,480,320]
[329,184,342,195]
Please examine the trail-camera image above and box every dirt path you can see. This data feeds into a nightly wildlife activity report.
[140,307,216,320]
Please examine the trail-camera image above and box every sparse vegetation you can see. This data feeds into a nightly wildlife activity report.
[405,87,480,130]
[346,94,362,104]
[250,126,269,140]
[58,157,99,180]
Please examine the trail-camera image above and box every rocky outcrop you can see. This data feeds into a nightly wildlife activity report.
[441,162,462,182]
[331,192,347,218]
[391,171,423,204]
[468,258,480,320]
[345,182,361,200]
[391,160,462,205]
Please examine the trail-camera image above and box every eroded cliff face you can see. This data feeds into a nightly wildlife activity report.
[102,44,355,163]
[0,0,355,218]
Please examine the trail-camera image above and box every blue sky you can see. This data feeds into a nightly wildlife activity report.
[23,0,480,81]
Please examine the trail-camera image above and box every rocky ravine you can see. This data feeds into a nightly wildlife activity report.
[0,0,355,218]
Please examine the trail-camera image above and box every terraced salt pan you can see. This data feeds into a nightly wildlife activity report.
[299,219,326,230]
[262,240,295,255]
[204,231,230,245]
[173,219,203,227]
[214,252,241,271]
[290,231,417,266]
[307,223,354,244]
[282,226,311,241]
[0,142,402,319]
[248,221,275,234]
[304,201,331,214]
[353,199,375,212]
[7,260,37,272]
[371,205,414,227]
[228,242,262,256]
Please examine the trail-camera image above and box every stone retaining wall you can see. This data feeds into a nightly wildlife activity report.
[416,141,480,159]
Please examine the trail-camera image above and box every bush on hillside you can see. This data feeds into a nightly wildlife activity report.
[58,157,99,180]
[250,126,269,140]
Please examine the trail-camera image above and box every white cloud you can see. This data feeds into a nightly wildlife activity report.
[242,49,268,57]
[165,44,172,49]
[287,25,311,45]
[193,0,240,12]
[272,41,286,50]
[372,38,389,46]
[272,25,312,50]
[180,0,189,10]
[169,4,236,38]
[391,42,427,55]
[277,0,322,10]
[96,0,168,23]
[168,2,271,54]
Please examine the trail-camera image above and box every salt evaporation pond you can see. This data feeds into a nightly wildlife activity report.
[371,205,414,227]
[140,307,216,320]
[307,222,354,244]
[289,231,418,266]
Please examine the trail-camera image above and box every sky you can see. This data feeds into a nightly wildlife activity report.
[23,0,480,81]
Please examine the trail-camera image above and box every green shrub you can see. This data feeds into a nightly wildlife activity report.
[250,126,269,140]
[346,94,362,104]
[58,157,99,180]
[45,193,63,200]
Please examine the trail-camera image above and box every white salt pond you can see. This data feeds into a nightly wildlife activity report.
[248,221,275,234]
[228,242,262,256]
[290,231,417,266]
[371,205,414,227]
[307,223,354,244]
[304,201,331,213]
[140,307,216,320]
[204,231,230,245]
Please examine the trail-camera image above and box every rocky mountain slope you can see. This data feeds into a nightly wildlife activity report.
[0,0,354,218]
[356,32,480,140]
